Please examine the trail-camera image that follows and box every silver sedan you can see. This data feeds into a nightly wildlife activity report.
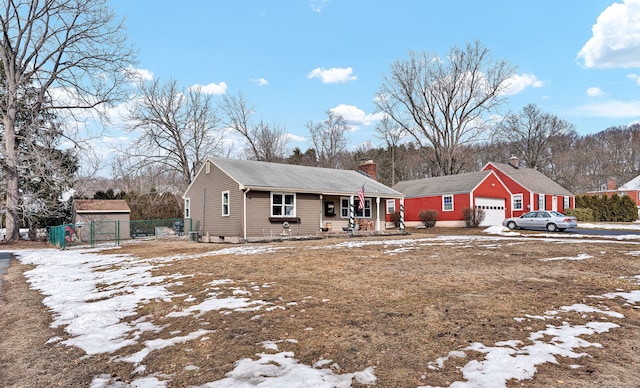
[502,211,578,232]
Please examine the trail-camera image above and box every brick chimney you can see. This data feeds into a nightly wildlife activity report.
[357,159,377,181]
[507,155,520,168]
[607,177,617,191]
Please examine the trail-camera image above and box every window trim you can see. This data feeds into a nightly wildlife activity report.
[221,190,230,217]
[538,194,545,210]
[340,197,372,218]
[512,194,523,211]
[386,199,396,215]
[184,198,190,218]
[563,196,570,209]
[442,195,454,212]
[271,192,296,217]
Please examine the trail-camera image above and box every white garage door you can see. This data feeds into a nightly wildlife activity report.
[475,197,506,226]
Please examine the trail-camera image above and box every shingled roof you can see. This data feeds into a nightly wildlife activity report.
[393,170,494,198]
[207,158,403,198]
[486,162,573,196]
[73,199,131,213]
[619,175,640,191]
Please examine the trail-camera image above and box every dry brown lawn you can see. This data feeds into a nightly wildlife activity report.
[1,228,640,387]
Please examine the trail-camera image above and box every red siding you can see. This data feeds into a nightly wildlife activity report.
[402,194,471,222]
[473,173,512,216]
[483,164,530,217]
[483,164,575,215]
[395,171,514,223]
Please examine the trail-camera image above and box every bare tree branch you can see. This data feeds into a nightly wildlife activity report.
[122,78,227,187]
[376,41,516,176]
[220,92,289,161]
[494,103,576,169]
[0,0,136,240]
[306,110,348,168]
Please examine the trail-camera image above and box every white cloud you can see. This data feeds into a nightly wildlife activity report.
[127,67,154,83]
[578,0,640,68]
[501,73,544,95]
[287,133,306,142]
[189,82,228,95]
[251,78,269,86]
[586,86,605,97]
[329,104,384,129]
[629,73,640,85]
[310,0,330,13]
[575,99,640,118]
[307,67,356,84]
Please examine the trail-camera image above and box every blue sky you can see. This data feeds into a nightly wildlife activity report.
[106,0,640,156]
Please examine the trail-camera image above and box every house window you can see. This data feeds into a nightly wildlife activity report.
[563,196,570,209]
[538,194,545,210]
[184,198,190,218]
[512,194,523,211]
[386,199,396,215]
[341,197,372,218]
[341,198,349,218]
[271,193,295,217]
[205,161,210,174]
[442,195,453,212]
[221,191,230,216]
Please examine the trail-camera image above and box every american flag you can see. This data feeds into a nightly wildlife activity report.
[357,184,365,210]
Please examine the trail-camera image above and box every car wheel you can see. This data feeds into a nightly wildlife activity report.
[506,221,517,230]
[546,223,558,232]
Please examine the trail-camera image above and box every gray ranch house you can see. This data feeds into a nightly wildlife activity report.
[183,158,405,242]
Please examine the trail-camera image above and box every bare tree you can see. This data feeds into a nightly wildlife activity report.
[306,110,349,168]
[495,103,576,169]
[112,157,183,195]
[0,0,135,240]
[220,92,289,161]
[376,41,516,176]
[123,79,227,187]
[253,120,289,162]
[375,115,406,185]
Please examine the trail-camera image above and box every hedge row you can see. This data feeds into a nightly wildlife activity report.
[568,194,638,222]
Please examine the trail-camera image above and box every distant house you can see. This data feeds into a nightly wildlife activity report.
[391,156,575,227]
[72,199,131,242]
[393,170,511,227]
[482,157,574,216]
[587,176,640,216]
[183,158,404,242]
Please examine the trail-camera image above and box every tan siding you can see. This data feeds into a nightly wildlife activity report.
[75,213,131,241]
[297,193,321,233]
[246,192,321,238]
[245,191,272,238]
[185,162,244,238]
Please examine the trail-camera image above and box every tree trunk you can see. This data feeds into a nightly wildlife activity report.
[2,113,20,240]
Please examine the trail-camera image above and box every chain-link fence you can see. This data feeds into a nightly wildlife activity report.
[48,218,192,249]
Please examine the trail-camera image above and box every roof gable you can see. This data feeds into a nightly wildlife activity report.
[197,158,403,197]
[484,162,573,196]
[73,199,131,213]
